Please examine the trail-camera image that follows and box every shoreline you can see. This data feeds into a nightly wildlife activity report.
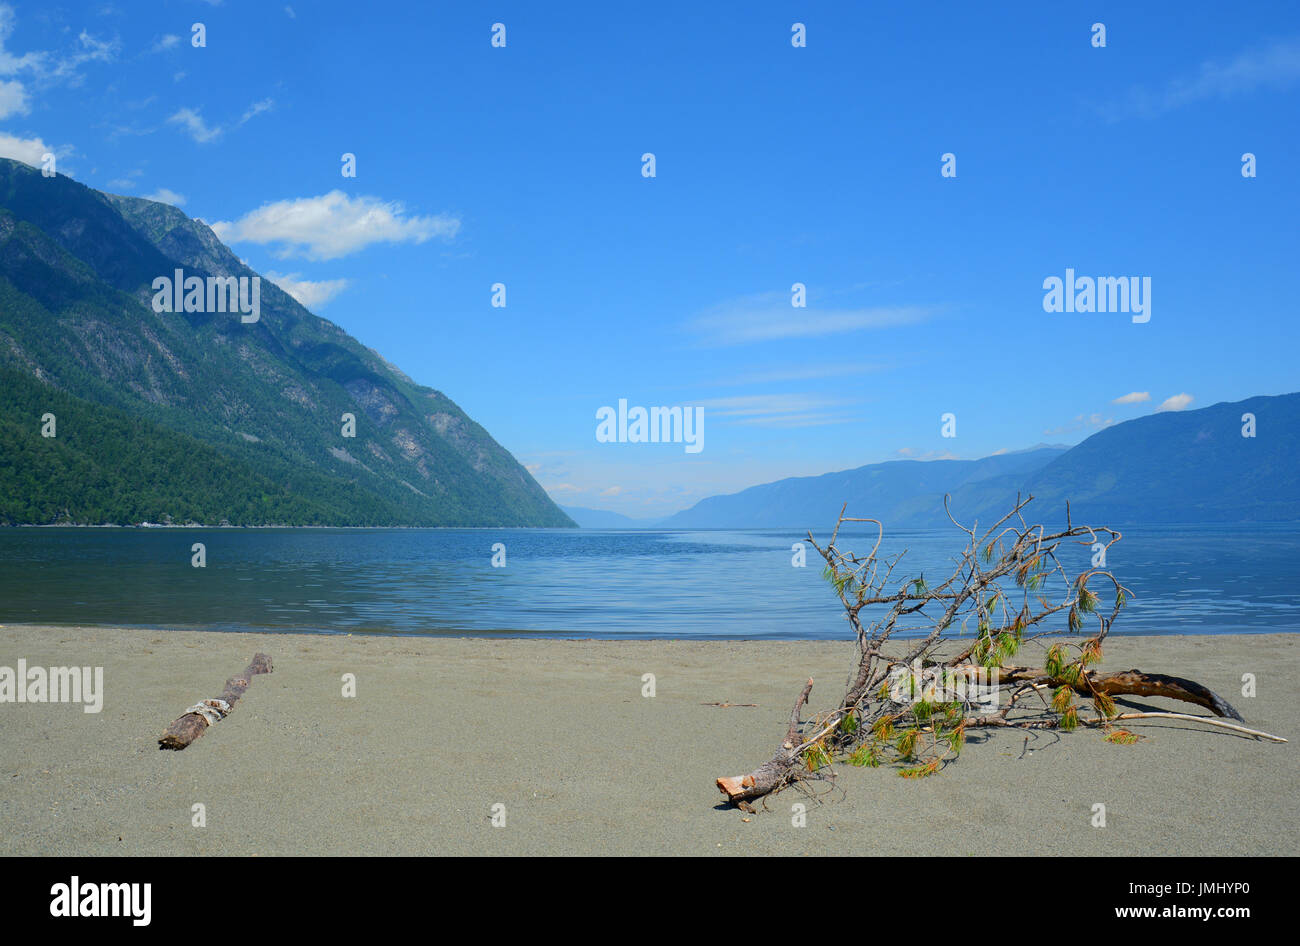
[1,625,1296,856]
[4,621,1296,642]
[4,619,1298,641]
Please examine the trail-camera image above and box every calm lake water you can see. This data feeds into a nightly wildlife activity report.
[0,525,1296,640]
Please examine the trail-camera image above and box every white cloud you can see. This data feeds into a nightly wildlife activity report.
[144,187,186,206]
[168,107,221,143]
[689,291,931,346]
[1112,36,1300,118]
[1157,393,1194,412]
[1112,391,1150,405]
[0,77,27,117]
[264,271,350,309]
[151,34,180,53]
[211,191,460,260]
[0,131,61,167]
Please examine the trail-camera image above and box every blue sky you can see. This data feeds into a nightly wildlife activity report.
[3,0,1298,517]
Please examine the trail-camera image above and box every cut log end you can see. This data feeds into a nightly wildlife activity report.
[716,776,749,800]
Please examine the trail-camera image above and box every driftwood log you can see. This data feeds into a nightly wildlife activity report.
[158,653,272,750]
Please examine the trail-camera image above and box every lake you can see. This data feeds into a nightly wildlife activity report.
[0,524,1296,639]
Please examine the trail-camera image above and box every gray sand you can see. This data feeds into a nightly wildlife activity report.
[0,625,1295,856]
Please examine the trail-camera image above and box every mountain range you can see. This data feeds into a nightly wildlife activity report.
[566,392,1299,530]
[0,157,573,527]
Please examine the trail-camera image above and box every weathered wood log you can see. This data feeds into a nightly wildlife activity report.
[158,653,272,750]
[716,678,814,807]
[989,665,1243,720]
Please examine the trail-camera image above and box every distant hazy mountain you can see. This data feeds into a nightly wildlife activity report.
[0,158,573,527]
[660,395,1299,530]
[949,392,1300,526]
[560,506,664,529]
[659,447,1068,530]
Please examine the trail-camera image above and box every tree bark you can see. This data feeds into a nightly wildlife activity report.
[990,665,1243,720]
[716,678,814,806]
[158,653,273,750]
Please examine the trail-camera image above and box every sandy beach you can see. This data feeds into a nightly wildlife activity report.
[0,625,1295,856]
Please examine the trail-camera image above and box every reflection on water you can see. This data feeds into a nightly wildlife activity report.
[0,524,1296,640]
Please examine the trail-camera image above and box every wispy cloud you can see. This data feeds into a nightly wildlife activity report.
[694,393,859,428]
[168,98,274,143]
[0,3,116,121]
[265,271,350,309]
[895,447,959,460]
[167,107,220,143]
[1043,413,1115,437]
[1157,393,1194,412]
[687,291,932,346]
[57,31,117,82]
[0,77,27,117]
[143,187,185,206]
[709,361,886,386]
[150,34,180,53]
[1108,36,1300,119]
[694,393,850,416]
[0,5,42,75]
[1112,391,1150,405]
[541,482,583,495]
[729,412,860,428]
[211,191,460,260]
[240,98,273,123]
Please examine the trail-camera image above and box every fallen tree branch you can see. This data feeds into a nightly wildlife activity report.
[714,497,1282,808]
[1094,711,1286,743]
[158,653,272,750]
[716,678,813,806]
